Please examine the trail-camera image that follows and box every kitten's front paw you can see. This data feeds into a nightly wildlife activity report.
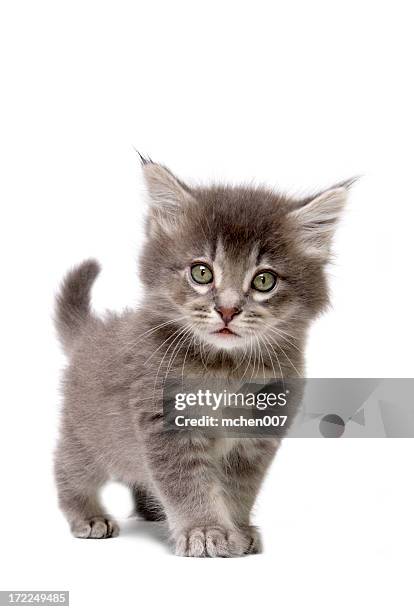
[71,517,119,539]
[174,526,251,557]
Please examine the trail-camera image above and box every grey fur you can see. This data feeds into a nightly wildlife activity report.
[54,161,350,556]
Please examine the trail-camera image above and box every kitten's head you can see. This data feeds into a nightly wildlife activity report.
[139,159,351,356]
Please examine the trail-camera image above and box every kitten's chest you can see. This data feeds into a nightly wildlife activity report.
[209,437,257,460]
[210,438,239,459]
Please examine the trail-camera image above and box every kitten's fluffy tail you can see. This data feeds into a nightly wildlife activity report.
[55,259,101,353]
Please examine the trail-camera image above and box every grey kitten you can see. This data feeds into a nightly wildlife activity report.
[54,158,351,556]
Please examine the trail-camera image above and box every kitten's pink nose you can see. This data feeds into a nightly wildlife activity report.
[215,306,241,325]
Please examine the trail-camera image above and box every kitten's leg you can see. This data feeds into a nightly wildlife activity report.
[139,417,251,557]
[221,439,280,553]
[132,485,166,521]
[54,430,119,539]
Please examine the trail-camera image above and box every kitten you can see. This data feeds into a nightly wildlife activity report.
[54,158,351,556]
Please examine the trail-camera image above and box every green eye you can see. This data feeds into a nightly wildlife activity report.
[191,263,213,284]
[252,271,277,292]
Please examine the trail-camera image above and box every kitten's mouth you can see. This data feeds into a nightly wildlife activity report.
[214,328,239,336]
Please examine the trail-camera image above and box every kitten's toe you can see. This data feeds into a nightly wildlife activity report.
[174,526,251,557]
[71,517,119,539]
[205,527,231,557]
[240,525,263,554]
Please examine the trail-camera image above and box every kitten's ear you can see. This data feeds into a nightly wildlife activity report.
[142,161,194,236]
[288,182,353,261]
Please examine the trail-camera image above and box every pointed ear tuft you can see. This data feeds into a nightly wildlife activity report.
[288,186,348,261]
[142,163,194,235]
[134,149,154,166]
[331,175,360,190]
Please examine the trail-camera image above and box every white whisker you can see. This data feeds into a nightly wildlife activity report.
[164,327,194,384]
[261,331,284,382]
[262,323,302,353]
[143,323,189,366]
[240,335,254,383]
[151,324,192,404]
[259,332,278,382]
[262,329,301,377]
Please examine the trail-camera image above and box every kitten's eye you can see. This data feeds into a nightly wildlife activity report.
[191,263,213,284]
[252,271,277,292]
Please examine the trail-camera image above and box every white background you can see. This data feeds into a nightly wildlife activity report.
[1,1,413,610]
